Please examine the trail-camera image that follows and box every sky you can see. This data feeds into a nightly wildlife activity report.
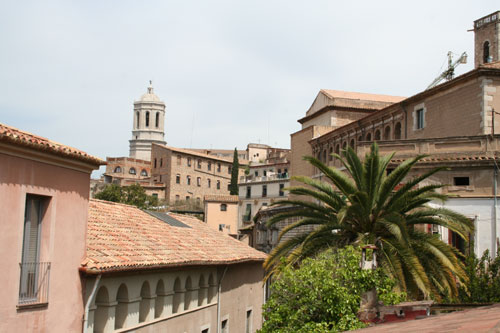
[0,1,498,177]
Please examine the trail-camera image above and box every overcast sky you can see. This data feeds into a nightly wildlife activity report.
[0,1,498,176]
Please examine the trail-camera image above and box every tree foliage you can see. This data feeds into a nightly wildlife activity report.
[264,144,474,300]
[95,183,158,209]
[259,246,406,333]
[229,147,239,195]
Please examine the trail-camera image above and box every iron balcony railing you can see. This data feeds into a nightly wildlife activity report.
[18,262,51,306]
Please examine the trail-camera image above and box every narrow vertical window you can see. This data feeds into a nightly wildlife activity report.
[262,185,267,197]
[246,309,252,333]
[136,111,140,128]
[416,109,424,129]
[279,184,284,196]
[484,41,490,63]
[146,111,150,127]
[155,112,160,128]
[217,180,220,190]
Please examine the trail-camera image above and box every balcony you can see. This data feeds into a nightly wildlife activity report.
[18,262,51,307]
[239,173,289,184]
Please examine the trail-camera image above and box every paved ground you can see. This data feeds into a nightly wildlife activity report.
[353,304,500,333]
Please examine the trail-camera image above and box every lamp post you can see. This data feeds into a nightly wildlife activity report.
[358,245,379,322]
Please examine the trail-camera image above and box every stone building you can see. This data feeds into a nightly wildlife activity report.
[204,194,239,236]
[151,144,247,204]
[83,199,266,333]
[290,11,500,257]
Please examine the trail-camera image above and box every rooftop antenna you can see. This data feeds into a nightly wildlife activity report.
[426,51,467,90]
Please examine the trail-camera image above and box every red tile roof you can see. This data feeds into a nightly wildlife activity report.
[0,122,104,166]
[390,153,498,164]
[154,144,249,165]
[204,195,239,203]
[82,199,266,273]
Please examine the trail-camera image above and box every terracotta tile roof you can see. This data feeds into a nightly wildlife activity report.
[154,144,249,165]
[82,199,266,273]
[390,153,498,164]
[321,89,406,104]
[204,195,239,203]
[0,122,104,166]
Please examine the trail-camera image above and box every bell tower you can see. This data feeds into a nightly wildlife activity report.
[474,11,500,68]
[129,81,167,161]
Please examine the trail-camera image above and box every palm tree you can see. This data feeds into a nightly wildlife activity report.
[264,143,473,299]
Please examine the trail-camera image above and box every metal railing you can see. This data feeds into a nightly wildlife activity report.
[18,262,51,306]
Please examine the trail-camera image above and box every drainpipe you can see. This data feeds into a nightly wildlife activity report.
[216,266,229,333]
[493,164,498,259]
[83,274,102,333]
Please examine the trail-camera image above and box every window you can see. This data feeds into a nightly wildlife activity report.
[366,133,372,141]
[176,174,180,184]
[187,158,192,167]
[350,139,355,148]
[140,169,148,176]
[217,163,221,172]
[136,111,140,128]
[246,186,251,199]
[154,158,157,168]
[187,176,191,185]
[19,195,50,305]
[160,158,163,167]
[262,185,267,197]
[263,170,267,177]
[152,193,158,199]
[197,177,201,187]
[227,184,230,191]
[394,122,402,139]
[145,111,150,127]
[186,196,190,201]
[374,130,381,141]
[329,147,333,161]
[208,179,211,188]
[217,180,220,190]
[221,319,228,333]
[484,41,490,63]
[279,184,285,196]
[244,204,252,222]
[201,329,209,333]
[155,112,159,128]
[254,171,258,177]
[416,109,425,129]
[384,126,391,140]
[453,177,470,186]
[207,162,211,171]
[228,166,232,174]
[175,195,180,202]
[246,309,252,333]
[198,159,202,169]
[114,166,122,173]
[220,204,227,211]
[129,168,136,175]
[177,155,181,165]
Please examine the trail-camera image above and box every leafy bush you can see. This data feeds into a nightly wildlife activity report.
[259,246,406,333]
[95,184,158,209]
[456,249,500,303]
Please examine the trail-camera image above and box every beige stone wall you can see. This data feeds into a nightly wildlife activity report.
[474,15,499,67]
[105,157,152,179]
[152,145,243,204]
[204,201,239,235]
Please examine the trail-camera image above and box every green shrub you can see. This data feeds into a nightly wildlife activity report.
[259,246,406,333]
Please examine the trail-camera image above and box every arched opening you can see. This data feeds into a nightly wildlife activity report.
[374,130,381,141]
[146,111,150,127]
[316,151,321,160]
[335,144,340,155]
[342,141,347,150]
[139,281,151,323]
[322,149,327,162]
[366,133,372,141]
[129,167,136,175]
[115,284,129,330]
[328,147,333,161]
[172,278,182,313]
[155,280,165,319]
[484,41,490,63]
[394,122,402,139]
[358,135,363,142]
[114,166,122,173]
[155,112,160,128]
[94,286,109,333]
[198,275,206,306]
[184,276,192,311]
[350,139,355,148]
[384,126,391,140]
[207,274,215,303]
[140,169,148,177]
[136,111,140,128]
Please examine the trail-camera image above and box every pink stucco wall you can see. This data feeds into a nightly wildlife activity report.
[0,152,92,332]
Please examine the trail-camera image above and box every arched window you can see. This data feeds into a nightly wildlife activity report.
[366,133,372,141]
[374,130,381,141]
[335,144,340,155]
[395,122,402,139]
[220,204,227,211]
[94,287,110,333]
[322,149,327,162]
[114,166,122,173]
[350,139,355,148]
[140,169,148,177]
[207,274,216,303]
[155,112,160,128]
[484,41,490,63]
[342,141,347,150]
[358,135,363,142]
[184,277,192,311]
[329,147,333,161]
[129,167,136,175]
[115,284,129,329]
[155,280,165,319]
[136,111,140,128]
[198,275,207,306]
[384,126,391,140]
[139,281,151,323]
[146,111,150,127]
